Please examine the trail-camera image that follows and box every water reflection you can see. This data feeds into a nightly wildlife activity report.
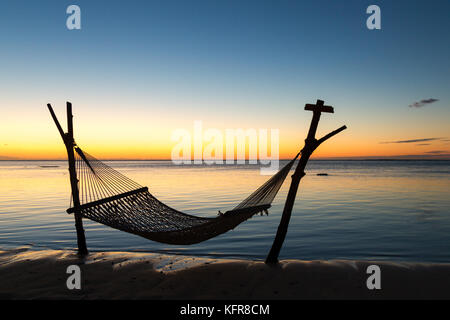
[0,160,449,262]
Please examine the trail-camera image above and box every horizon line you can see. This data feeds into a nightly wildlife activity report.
[2,157,450,162]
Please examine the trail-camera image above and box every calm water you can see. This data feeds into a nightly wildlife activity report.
[1,160,449,262]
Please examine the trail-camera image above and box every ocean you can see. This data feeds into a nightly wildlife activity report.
[1,160,449,262]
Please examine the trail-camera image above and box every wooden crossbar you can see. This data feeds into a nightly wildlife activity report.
[305,99,334,113]
[67,187,149,214]
[224,204,271,216]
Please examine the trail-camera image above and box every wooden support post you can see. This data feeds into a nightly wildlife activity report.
[47,102,88,256]
[66,102,88,255]
[265,100,346,264]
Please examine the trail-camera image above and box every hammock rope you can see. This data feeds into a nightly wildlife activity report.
[68,146,300,245]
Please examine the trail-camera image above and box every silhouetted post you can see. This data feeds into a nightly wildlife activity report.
[47,102,88,255]
[265,100,346,264]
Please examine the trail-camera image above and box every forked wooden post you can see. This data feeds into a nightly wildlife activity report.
[265,100,346,264]
[47,102,88,255]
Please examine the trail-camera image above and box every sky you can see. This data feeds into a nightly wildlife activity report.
[0,0,449,160]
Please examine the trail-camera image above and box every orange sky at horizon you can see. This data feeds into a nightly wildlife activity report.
[1,101,449,161]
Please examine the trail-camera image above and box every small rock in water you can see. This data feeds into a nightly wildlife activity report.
[317,173,329,176]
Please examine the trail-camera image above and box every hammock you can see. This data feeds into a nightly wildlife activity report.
[67,146,299,245]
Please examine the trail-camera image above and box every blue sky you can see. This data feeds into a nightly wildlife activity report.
[0,0,449,159]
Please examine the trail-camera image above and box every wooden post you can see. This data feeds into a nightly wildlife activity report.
[47,102,88,255]
[265,100,346,264]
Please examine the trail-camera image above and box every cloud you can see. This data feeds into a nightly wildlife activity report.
[380,137,444,144]
[409,98,439,108]
[321,154,450,160]
[425,150,447,154]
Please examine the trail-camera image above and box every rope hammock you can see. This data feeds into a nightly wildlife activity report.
[67,146,300,245]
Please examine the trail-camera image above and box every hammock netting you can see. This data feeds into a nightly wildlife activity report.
[68,146,299,244]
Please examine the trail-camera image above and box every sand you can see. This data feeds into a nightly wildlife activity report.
[1,247,450,299]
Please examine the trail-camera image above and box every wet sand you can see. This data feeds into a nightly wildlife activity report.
[1,248,449,299]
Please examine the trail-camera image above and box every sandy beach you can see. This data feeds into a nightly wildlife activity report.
[1,247,449,299]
